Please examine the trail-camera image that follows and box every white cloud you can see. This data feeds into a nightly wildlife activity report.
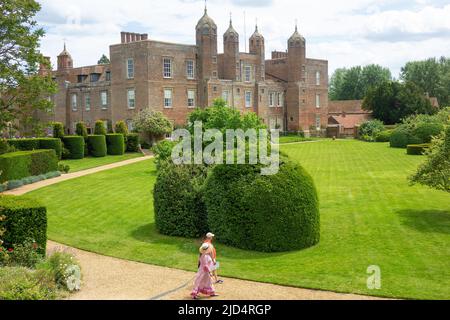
[36,0,450,77]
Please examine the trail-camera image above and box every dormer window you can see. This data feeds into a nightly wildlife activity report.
[90,73,101,82]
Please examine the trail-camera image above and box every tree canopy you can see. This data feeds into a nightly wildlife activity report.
[97,54,110,65]
[132,109,173,143]
[0,0,57,134]
[329,64,392,101]
[362,81,436,125]
[401,57,450,107]
[410,125,450,193]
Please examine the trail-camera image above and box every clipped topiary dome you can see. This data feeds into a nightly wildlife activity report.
[204,158,320,252]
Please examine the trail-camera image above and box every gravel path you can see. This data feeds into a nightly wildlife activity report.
[4,155,383,300]
[47,241,385,300]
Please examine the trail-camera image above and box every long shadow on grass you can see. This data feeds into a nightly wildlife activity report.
[397,210,450,234]
[131,223,288,260]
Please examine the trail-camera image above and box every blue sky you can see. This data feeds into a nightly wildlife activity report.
[36,0,450,77]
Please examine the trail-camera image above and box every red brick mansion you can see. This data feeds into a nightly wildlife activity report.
[39,8,329,135]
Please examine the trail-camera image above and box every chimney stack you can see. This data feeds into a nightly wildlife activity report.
[121,32,149,44]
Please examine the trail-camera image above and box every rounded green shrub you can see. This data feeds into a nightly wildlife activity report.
[390,127,421,148]
[126,134,140,152]
[87,135,107,157]
[407,144,431,155]
[413,122,443,144]
[375,130,393,142]
[153,162,209,238]
[105,134,125,155]
[204,159,320,252]
[62,136,85,159]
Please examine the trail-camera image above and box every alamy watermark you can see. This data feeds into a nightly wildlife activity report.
[171,121,280,175]
[367,265,381,290]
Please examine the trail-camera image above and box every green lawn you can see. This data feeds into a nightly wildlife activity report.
[27,140,450,299]
[278,134,313,144]
[59,153,143,172]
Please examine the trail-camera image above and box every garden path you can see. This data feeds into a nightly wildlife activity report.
[47,241,385,300]
[3,155,154,196]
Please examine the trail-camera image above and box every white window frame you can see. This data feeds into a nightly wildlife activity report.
[127,89,136,109]
[164,88,173,108]
[244,65,252,82]
[245,91,252,108]
[101,91,108,109]
[71,94,77,111]
[316,115,321,131]
[222,90,230,105]
[187,89,196,108]
[186,60,195,79]
[269,92,275,107]
[316,94,321,108]
[85,94,90,111]
[278,92,284,107]
[316,71,321,86]
[126,58,134,79]
[163,58,172,78]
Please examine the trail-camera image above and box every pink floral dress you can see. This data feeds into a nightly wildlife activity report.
[191,253,216,298]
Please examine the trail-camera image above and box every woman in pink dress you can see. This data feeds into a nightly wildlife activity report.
[191,243,218,299]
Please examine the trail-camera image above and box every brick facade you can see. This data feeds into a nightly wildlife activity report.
[41,8,328,135]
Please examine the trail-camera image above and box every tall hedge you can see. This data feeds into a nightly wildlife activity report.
[87,135,107,157]
[37,138,62,160]
[204,159,320,252]
[0,196,47,255]
[153,162,209,238]
[0,150,58,183]
[62,136,85,159]
[105,134,125,155]
[126,134,140,152]
[7,139,40,151]
[7,138,62,160]
[413,123,443,144]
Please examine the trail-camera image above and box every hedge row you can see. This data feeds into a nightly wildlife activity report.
[153,163,209,238]
[407,144,431,155]
[62,136,85,159]
[126,134,140,152]
[390,122,444,148]
[7,138,62,159]
[0,195,47,255]
[106,134,125,155]
[0,150,58,183]
[87,135,107,157]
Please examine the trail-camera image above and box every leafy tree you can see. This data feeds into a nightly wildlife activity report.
[188,98,265,134]
[363,81,436,125]
[358,120,385,142]
[329,64,392,101]
[114,121,128,136]
[401,57,450,107]
[410,126,450,193]
[94,120,107,135]
[132,110,173,145]
[0,0,57,132]
[97,54,110,65]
